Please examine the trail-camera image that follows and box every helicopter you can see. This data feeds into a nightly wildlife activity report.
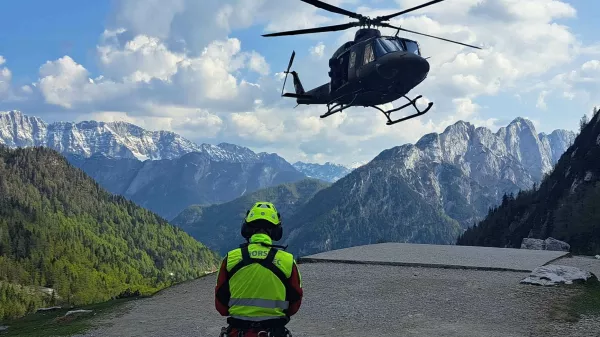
[263,0,482,125]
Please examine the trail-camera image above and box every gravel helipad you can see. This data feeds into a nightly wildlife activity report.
[298,243,569,272]
[74,256,600,337]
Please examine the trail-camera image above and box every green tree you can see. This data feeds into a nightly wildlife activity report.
[580,113,589,132]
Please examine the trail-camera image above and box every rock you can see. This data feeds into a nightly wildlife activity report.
[595,255,600,260]
[64,309,93,317]
[520,237,570,252]
[521,238,545,250]
[36,306,62,312]
[520,265,596,286]
[0,326,8,332]
[544,237,570,252]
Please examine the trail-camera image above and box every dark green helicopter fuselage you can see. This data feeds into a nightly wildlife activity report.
[293,28,430,107]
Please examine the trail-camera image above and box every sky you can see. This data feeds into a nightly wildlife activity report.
[0,0,599,166]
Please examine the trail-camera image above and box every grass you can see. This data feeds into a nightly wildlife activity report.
[0,297,140,337]
[569,280,600,317]
[549,277,600,323]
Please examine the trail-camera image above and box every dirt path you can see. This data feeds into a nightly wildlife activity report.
[75,256,600,337]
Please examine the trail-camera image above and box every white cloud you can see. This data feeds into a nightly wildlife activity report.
[38,56,132,109]
[98,34,185,82]
[247,52,270,75]
[0,55,11,99]
[0,66,10,95]
[536,90,548,110]
[309,42,326,59]
[538,59,600,110]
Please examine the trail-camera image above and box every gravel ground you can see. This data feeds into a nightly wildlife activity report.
[74,255,600,337]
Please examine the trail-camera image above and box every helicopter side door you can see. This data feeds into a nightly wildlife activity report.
[347,44,362,83]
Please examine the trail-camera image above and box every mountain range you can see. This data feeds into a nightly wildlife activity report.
[457,108,600,255]
[172,179,330,255]
[171,117,576,256]
[283,117,575,256]
[292,162,353,182]
[0,110,351,219]
[65,151,306,220]
[0,110,353,177]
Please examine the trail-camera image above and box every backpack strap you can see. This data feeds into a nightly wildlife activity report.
[257,248,288,286]
[228,245,253,277]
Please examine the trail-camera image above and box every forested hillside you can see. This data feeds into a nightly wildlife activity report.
[0,146,220,320]
[284,164,463,257]
[172,179,329,255]
[457,108,600,255]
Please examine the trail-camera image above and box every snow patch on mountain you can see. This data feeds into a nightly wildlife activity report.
[292,162,352,182]
[0,111,288,165]
[370,117,576,227]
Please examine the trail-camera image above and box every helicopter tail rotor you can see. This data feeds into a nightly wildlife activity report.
[281,51,296,96]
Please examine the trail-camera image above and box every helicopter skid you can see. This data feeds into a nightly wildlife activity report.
[320,92,360,118]
[319,91,432,125]
[373,95,433,125]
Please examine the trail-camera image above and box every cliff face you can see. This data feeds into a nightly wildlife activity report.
[282,118,576,256]
[457,109,600,255]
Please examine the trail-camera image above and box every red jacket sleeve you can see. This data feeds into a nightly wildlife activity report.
[286,261,303,316]
[214,256,230,316]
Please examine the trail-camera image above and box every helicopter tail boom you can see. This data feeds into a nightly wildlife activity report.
[290,71,305,95]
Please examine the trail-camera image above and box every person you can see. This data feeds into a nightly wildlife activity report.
[215,201,303,337]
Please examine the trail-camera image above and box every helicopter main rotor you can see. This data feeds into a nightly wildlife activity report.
[262,0,481,50]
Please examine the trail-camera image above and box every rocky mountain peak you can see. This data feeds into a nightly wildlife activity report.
[292,161,353,182]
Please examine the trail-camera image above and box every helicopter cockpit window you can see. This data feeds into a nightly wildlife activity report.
[404,40,420,55]
[363,43,375,64]
[374,38,404,57]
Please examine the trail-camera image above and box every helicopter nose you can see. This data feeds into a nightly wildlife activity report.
[407,53,430,75]
[376,52,429,81]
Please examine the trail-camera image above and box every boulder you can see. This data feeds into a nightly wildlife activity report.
[521,238,545,250]
[544,237,570,252]
[520,237,570,252]
[520,265,597,286]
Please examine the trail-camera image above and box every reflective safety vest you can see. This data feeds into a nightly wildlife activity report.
[225,241,298,322]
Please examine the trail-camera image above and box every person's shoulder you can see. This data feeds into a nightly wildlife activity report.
[224,247,243,269]
[275,249,296,264]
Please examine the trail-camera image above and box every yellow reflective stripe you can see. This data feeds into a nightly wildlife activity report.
[229,298,289,309]
[230,315,285,321]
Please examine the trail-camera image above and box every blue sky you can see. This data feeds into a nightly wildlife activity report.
[1,0,599,165]
[0,0,110,81]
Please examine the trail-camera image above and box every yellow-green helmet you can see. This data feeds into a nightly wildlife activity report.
[241,201,283,240]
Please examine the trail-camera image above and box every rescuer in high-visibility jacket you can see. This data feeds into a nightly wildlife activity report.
[215,201,303,337]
